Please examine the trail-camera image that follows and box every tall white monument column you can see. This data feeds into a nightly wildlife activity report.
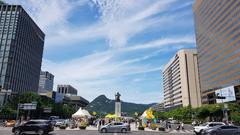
[115,92,121,117]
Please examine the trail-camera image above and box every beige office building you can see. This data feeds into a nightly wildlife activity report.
[163,49,201,111]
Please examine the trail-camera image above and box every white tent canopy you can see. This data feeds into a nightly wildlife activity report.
[139,110,147,119]
[72,108,92,118]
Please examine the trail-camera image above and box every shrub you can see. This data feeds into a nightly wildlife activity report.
[150,123,157,130]
[138,126,144,130]
[59,125,66,129]
[79,121,88,130]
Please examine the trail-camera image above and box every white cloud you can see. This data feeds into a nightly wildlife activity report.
[6,0,87,32]
[7,0,191,50]
[91,0,177,48]
[121,36,195,52]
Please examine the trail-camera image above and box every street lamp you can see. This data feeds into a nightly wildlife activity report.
[216,93,228,122]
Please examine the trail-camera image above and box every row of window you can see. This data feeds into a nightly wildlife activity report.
[195,0,236,51]
[200,49,240,78]
[163,68,180,87]
[196,0,236,43]
[197,15,239,62]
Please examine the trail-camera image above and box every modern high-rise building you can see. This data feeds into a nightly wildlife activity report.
[193,0,240,104]
[57,84,78,96]
[0,5,45,93]
[38,71,54,93]
[163,49,201,111]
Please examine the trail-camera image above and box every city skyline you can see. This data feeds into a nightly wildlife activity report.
[5,0,196,103]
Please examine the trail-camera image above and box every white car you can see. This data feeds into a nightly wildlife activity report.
[194,122,225,135]
[55,119,65,127]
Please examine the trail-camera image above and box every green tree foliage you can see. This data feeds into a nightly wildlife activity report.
[0,92,76,119]
[153,103,240,123]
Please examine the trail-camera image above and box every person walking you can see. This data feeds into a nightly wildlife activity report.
[165,120,168,129]
[98,119,102,131]
[181,122,184,130]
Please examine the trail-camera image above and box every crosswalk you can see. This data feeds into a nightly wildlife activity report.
[166,129,194,134]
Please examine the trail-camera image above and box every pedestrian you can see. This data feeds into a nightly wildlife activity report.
[181,122,184,130]
[135,119,138,129]
[177,125,180,130]
[165,120,168,129]
[102,119,105,125]
[97,119,101,131]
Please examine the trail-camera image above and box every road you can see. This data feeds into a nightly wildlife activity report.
[0,128,194,135]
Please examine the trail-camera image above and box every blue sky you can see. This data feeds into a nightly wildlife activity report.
[6,0,196,103]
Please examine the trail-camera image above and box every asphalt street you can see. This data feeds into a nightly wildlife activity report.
[0,128,195,135]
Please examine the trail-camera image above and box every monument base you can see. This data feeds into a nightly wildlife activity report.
[115,101,121,117]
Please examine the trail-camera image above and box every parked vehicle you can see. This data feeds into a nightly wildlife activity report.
[202,125,240,135]
[12,120,54,135]
[99,122,130,133]
[55,119,65,127]
[49,116,59,126]
[194,122,225,135]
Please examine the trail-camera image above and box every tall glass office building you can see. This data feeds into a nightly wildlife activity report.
[193,0,240,104]
[38,71,54,94]
[0,4,45,93]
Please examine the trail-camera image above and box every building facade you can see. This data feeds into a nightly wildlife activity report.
[57,84,78,96]
[63,95,89,110]
[0,5,44,93]
[38,71,54,93]
[151,102,164,112]
[163,49,201,111]
[193,0,240,104]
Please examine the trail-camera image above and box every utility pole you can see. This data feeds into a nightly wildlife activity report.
[16,103,20,121]
[224,104,228,122]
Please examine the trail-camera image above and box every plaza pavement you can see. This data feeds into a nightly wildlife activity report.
[0,124,195,135]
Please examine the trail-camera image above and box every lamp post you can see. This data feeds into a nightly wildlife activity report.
[216,93,228,122]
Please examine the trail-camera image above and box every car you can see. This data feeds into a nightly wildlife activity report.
[194,122,225,135]
[55,119,65,127]
[99,122,130,133]
[202,125,240,135]
[12,120,54,135]
[49,116,60,126]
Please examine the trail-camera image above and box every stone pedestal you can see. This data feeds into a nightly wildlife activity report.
[115,101,121,117]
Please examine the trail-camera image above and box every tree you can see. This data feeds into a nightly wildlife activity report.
[0,92,77,119]
[1,103,17,119]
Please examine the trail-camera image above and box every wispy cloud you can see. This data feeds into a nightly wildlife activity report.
[91,0,177,48]
[122,36,195,52]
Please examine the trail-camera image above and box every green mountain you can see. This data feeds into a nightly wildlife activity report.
[86,95,156,116]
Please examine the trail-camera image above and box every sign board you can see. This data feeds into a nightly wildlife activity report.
[20,103,37,110]
[215,86,236,103]
[43,107,52,113]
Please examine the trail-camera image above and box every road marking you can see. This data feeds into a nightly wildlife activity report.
[113,133,118,135]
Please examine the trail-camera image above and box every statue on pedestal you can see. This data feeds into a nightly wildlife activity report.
[115,92,121,102]
[115,92,121,117]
